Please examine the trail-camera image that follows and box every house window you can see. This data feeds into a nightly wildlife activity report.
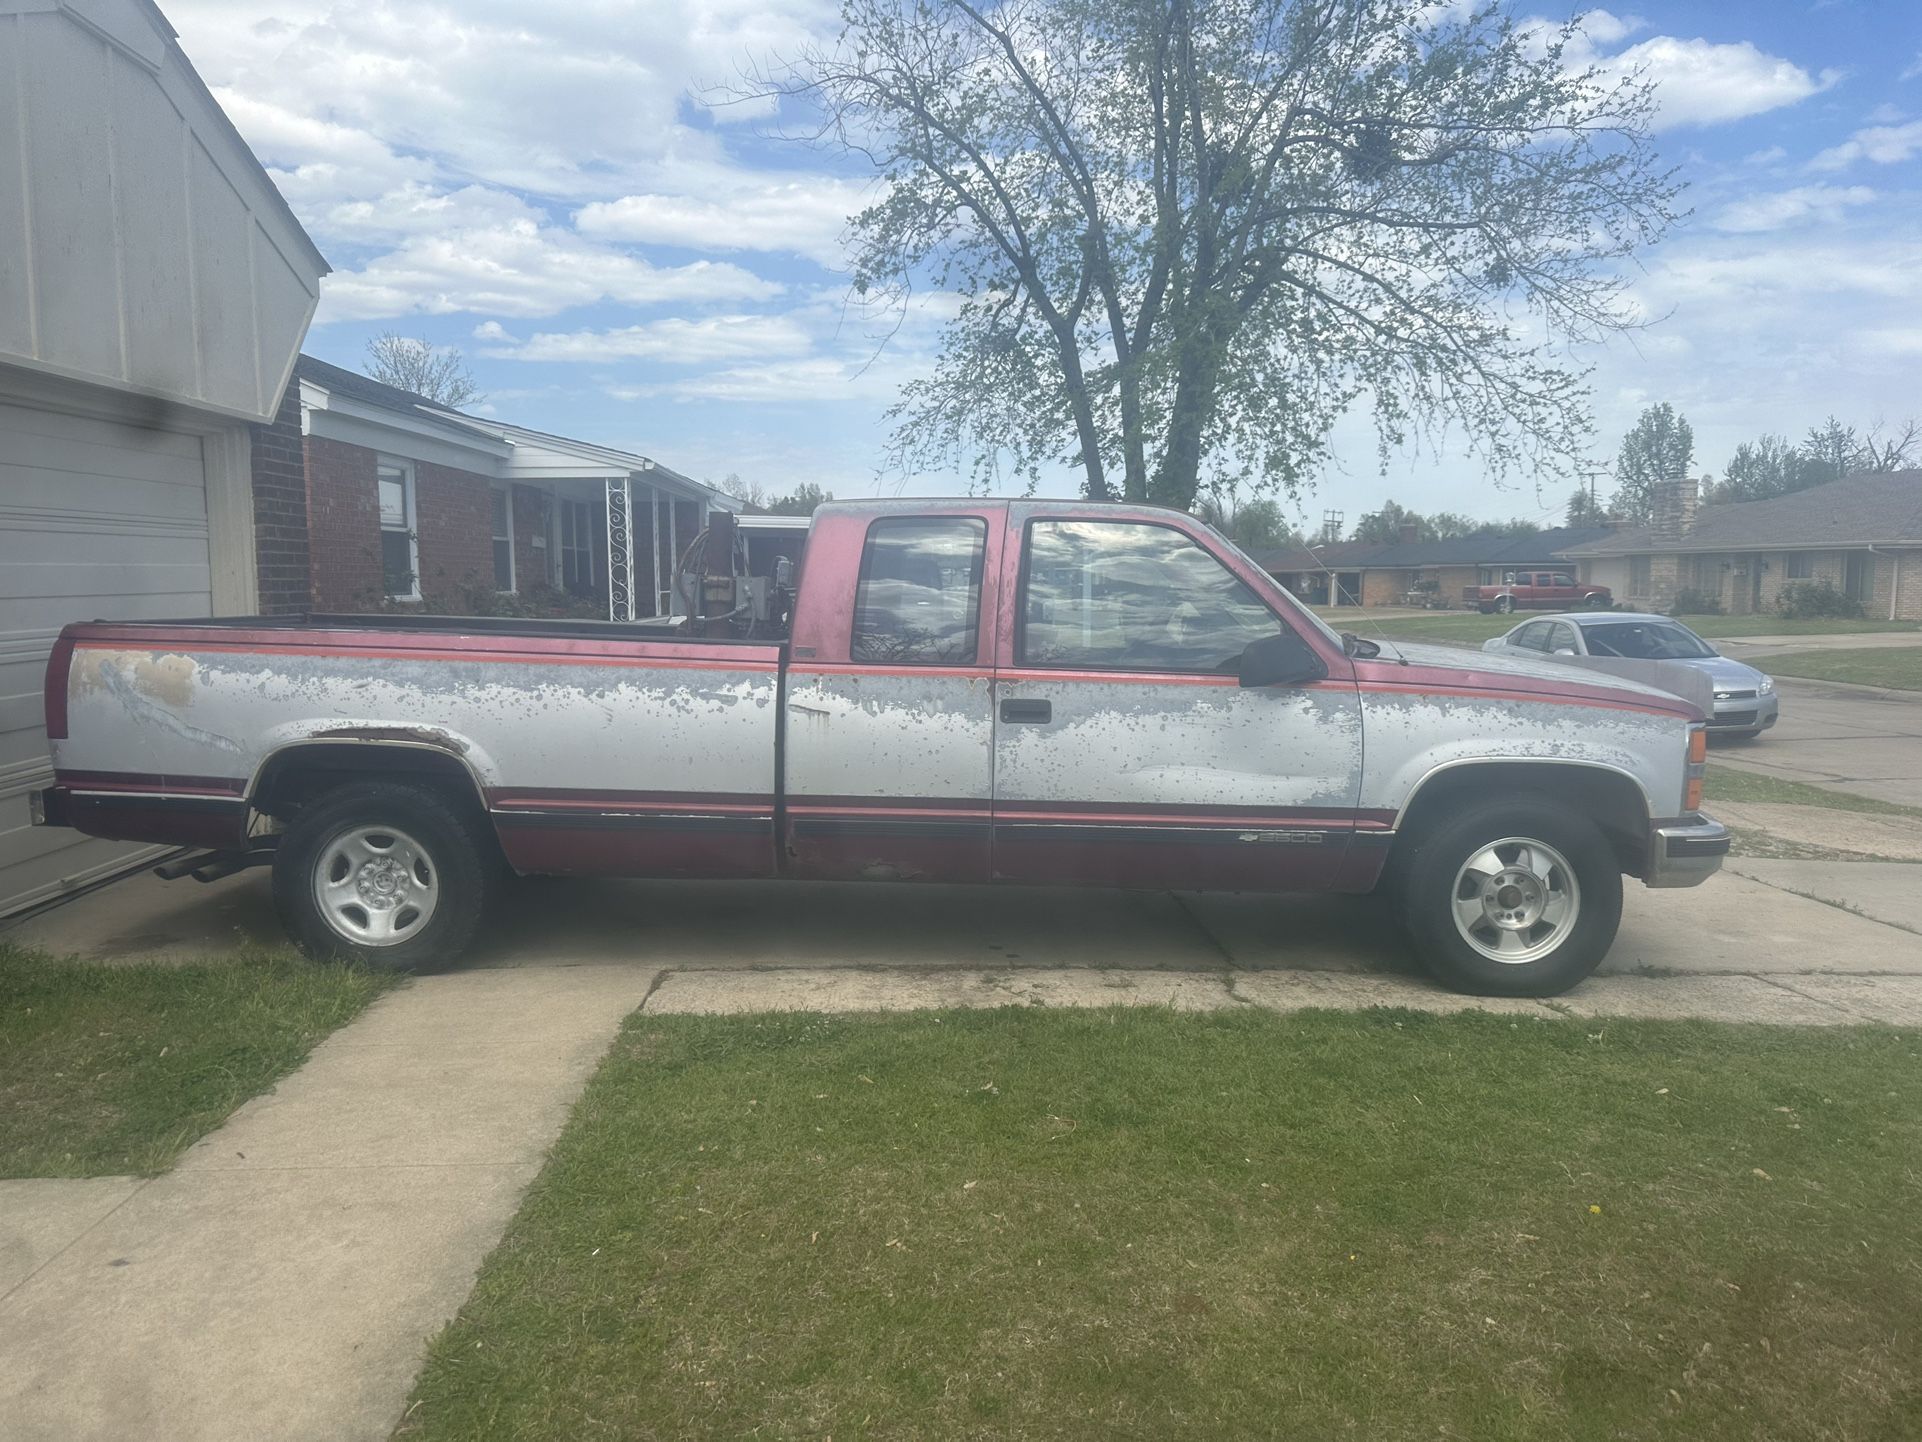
[1629,556,1651,596]
[1786,552,1813,580]
[378,461,418,601]
[492,488,515,592]
[559,498,597,593]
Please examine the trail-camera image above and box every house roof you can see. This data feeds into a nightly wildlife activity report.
[1256,525,1613,575]
[294,353,731,506]
[1557,472,1922,556]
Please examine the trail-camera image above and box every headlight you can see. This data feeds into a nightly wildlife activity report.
[1758,674,1774,694]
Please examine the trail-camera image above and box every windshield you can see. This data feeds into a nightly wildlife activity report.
[1581,621,1716,660]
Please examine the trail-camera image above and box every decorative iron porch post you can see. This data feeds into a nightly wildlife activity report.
[605,476,636,622]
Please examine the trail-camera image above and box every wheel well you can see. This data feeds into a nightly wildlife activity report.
[1398,763,1650,876]
[250,743,490,827]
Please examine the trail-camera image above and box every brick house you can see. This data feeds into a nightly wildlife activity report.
[1556,472,1922,620]
[1259,526,1613,608]
[252,355,733,617]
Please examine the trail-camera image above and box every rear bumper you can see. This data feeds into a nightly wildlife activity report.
[1644,813,1730,888]
[29,785,72,828]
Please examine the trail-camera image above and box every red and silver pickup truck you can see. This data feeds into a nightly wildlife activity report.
[1467,570,1613,614]
[36,500,1725,996]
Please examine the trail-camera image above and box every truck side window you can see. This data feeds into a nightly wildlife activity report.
[1020,519,1279,673]
[851,517,987,664]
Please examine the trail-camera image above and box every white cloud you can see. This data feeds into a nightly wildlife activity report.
[1743,145,1788,166]
[1902,52,1922,81]
[1810,118,1922,170]
[1710,184,1877,233]
[318,224,783,322]
[1610,36,1839,131]
[1577,9,1645,46]
[575,179,874,267]
[629,357,909,404]
[484,314,815,363]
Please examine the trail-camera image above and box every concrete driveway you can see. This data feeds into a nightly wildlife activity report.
[1710,675,1922,808]
[12,857,1920,987]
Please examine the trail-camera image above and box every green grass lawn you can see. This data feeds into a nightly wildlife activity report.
[1760,648,1922,692]
[399,1008,1922,1442]
[0,945,393,1177]
[1333,611,1922,648]
[1705,763,1922,819]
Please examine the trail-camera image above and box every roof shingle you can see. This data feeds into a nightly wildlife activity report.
[1558,472,1922,555]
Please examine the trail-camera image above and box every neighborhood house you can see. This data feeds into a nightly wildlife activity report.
[1558,474,1922,621]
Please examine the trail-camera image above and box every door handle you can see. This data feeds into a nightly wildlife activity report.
[1000,698,1052,724]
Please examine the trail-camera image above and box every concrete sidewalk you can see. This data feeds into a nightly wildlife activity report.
[0,965,659,1442]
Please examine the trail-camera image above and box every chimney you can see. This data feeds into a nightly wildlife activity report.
[1398,523,1418,546]
[1651,475,1698,544]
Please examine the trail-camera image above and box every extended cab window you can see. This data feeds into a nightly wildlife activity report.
[1020,520,1278,672]
[851,517,986,663]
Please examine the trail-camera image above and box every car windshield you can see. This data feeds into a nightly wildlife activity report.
[1581,622,1715,660]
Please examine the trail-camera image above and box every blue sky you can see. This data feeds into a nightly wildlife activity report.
[169,1,1921,531]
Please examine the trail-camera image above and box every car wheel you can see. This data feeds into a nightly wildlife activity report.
[272,780,493,972]
[1395,798,1622,997]
[1583,592,1610,609]
[1494,596,1515,614]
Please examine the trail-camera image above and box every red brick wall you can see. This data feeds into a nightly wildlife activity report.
[250,382,309,614]
[304,436,382,612]
[414,462,494,604]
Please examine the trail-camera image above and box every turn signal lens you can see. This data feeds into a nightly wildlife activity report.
[1685,776,1704,812]
[1687,728,1707,765]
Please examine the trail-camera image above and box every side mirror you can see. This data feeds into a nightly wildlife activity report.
[1238,631,1329,688]
[1552,646,1577,657]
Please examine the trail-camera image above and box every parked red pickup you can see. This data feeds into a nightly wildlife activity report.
[37,500,1721,997]
[1466,570,1611,614]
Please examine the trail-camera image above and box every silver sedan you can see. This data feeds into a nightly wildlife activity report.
[1483,612,1779,740]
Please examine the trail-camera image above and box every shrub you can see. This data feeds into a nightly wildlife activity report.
[1669,588,1723,616]
[1775,580,1864,620]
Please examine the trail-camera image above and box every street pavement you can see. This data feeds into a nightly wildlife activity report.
[1711,676,1922,808]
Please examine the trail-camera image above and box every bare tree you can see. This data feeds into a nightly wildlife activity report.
[1854,417,1920,474]
[365,333,483,409]
[761,0,1681,508]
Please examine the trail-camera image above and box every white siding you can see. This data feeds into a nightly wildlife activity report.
[0,0,325,421]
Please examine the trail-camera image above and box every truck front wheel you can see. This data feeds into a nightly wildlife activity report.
[271,781,492,972]
[1494,595,1515,614]
[1394,799,1621,997]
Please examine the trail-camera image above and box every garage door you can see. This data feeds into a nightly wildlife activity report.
[0,397,214,916]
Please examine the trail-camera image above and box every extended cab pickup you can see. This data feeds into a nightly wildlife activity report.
[1467,570,1612,615]
[37,500,1726,996]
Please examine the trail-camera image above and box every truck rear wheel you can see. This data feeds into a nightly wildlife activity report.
[1394,798,1621,997]
[1494,595,1515,614]
[272,781,491,972]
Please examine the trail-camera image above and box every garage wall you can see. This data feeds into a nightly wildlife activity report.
[0,0,324,423]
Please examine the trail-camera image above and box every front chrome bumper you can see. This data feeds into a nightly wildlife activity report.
[1644,813,1731,888]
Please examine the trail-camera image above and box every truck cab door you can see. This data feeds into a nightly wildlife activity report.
[990,509,1368,892]
[781,509,1000,882]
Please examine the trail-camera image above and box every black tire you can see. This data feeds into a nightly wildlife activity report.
[1477,603,1494,615]
[1494,595,1515,614]
[1583,591,1610,609]
[1394,797,1622,997]
[271,781,492,972]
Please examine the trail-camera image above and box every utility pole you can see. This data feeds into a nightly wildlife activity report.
[1320,509,1344,545]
